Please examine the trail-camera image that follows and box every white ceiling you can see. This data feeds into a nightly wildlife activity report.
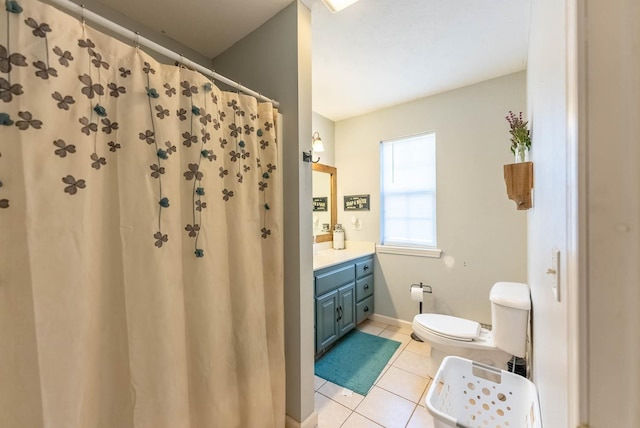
[304,0,531,121]
[75,0,530,122]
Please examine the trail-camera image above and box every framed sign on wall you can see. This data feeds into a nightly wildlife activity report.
[344,194,370,211]
[313,197,328,212]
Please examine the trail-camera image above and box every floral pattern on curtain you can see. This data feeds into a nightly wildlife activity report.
[0,1,284,427]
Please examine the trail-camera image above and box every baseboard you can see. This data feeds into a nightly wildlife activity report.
[285,410,318,428]
[369,313,413,330]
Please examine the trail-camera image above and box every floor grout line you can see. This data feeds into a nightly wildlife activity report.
[387,362,432,381]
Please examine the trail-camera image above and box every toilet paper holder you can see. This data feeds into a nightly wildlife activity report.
[410,283,432,343]
[410,283,432,294]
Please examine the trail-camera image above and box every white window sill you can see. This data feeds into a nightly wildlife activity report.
[375,245,442,258]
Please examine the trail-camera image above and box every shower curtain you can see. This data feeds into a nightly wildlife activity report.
[0,1,284,427]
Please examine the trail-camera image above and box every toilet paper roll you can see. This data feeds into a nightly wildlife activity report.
[411,286,423,303]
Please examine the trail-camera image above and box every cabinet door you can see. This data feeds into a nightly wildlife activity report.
[338,284,356,336]
[316,290,339,353]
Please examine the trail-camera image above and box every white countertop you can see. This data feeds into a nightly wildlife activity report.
[313,241,376,271]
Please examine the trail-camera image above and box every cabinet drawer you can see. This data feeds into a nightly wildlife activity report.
[356,275,373,301]
[355,258,374,278]
[356,296,374,325]
[315,264,355,297]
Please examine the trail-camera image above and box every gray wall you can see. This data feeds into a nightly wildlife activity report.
[59,0,212,66]
[335,72,528,325]
[213,2,315,424]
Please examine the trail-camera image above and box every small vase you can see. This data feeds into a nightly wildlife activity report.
[514,143,529,163]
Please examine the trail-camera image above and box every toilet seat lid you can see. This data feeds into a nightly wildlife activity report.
[415,314,481,341]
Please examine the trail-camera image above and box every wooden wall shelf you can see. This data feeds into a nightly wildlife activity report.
[504,162,534,210]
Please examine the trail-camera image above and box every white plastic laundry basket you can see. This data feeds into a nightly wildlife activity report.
[426,356,541,428]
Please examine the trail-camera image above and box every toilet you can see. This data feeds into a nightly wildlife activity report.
[412,282,531,377]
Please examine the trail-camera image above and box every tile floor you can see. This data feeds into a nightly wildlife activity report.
[314,319,437,428]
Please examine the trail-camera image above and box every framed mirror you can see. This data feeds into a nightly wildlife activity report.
[312,163,337,243]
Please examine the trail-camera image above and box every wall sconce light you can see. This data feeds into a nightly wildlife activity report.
[303,132,325,163]
[312,132,325,153]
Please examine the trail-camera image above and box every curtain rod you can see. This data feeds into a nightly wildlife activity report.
[45,0,279,107]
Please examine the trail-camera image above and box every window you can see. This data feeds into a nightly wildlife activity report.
[380,132,437,249]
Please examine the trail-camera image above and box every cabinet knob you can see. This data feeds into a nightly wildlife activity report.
[364,306,369,312]
[363,284,369,290]
[363,265,369,270]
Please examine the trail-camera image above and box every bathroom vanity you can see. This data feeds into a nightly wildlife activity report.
[314,249,375,355]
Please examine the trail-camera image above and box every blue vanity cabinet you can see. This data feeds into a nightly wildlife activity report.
[314,255,374,355]
[314,263,355,354]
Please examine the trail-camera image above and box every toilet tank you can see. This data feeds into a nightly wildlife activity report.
[490,282,531,358]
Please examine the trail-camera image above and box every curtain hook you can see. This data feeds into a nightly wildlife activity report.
[80,4,86,28]
[134,31,140,50]
[209,67,216,87]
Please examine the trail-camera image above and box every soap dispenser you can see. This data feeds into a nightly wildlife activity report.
[333,224,345,250]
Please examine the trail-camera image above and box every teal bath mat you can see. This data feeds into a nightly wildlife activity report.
[315,330,401,395]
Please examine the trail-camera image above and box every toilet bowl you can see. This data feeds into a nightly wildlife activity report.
[412,282,530,377]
